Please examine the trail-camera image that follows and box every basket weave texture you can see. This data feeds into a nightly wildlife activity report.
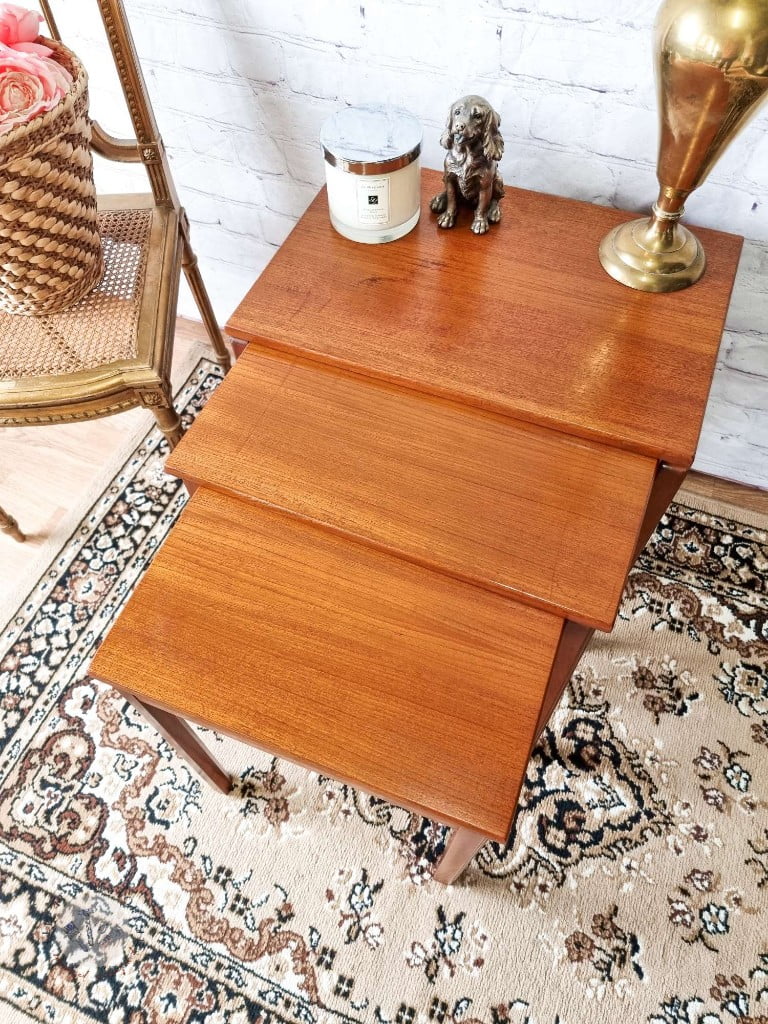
[0,38,102,316]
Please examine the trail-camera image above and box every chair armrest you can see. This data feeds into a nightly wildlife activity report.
[90,121,142,163]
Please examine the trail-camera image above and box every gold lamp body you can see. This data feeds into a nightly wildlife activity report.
[600,0,768,292]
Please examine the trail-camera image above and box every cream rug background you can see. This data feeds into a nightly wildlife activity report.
[0,358,766,1024]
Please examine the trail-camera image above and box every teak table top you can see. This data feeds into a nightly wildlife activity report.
[167,344,656,630]
[91,176,743,880]
[227,168,742,467]
[90,487,563,841]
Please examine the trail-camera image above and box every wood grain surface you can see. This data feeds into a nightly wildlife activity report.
[167,344,656,630]
[90,487,563,840]
[227,169,743,467]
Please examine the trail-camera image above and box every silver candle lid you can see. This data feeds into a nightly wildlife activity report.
[321,104,421,175]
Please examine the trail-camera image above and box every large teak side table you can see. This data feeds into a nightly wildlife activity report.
[91,170,743,884]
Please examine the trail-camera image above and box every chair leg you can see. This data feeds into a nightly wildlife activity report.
[139,381,183,448]
[118,688,232,795]
[152,402,183,448]
[432,827,489,884]
[181,232,232,371]
[0,504,25,542]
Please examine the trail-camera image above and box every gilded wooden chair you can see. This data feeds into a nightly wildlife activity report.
[0,0,232,542]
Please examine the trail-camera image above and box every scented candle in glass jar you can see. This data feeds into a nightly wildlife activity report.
[320,104,422,244]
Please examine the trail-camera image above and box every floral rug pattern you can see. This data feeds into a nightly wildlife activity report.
[0,359,766,1024]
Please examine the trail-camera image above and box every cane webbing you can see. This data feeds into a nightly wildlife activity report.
[0,206,152,379]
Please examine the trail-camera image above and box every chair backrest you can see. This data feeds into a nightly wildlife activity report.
[39,0,179,210]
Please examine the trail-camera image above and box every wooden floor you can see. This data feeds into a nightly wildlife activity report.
[677,469,768,515]
[0,319,222,619]
[1,316,766,615]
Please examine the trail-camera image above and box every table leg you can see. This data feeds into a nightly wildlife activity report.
[432,827,489,884]
[532,619,594,745]
[434,617,596,885]
[119,689,232,794]
[633,463,687,560]
[528,466,686,748]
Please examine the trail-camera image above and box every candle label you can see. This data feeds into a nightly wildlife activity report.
[357,177,390,225]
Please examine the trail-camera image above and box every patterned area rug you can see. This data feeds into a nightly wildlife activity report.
[0,358,766,1024]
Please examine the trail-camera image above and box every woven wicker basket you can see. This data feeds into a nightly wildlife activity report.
[0,38,102,316]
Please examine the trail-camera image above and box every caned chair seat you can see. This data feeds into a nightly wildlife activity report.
[0,196,180,421]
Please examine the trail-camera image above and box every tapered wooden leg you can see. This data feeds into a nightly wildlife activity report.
[533,619,595,745]
[181,226,232,371]
[432,827,488,884]
[0,504,25,542]
[633,463,688,559]
[120,689,232,794]
[527,467,687,747]
[434,619,597,885]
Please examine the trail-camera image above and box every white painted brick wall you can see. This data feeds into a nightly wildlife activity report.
[49,0,768,487]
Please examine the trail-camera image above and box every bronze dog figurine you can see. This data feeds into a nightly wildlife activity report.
[430,95,505,234]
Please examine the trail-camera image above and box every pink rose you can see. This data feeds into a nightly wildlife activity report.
[0,42,72,135]
[10,39,55,58]
[0,4,51,57]
[0,3,42,46]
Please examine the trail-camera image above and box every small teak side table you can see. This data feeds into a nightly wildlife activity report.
[91,170,743,884]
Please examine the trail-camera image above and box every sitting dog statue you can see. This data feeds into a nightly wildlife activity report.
[430,95,505,234]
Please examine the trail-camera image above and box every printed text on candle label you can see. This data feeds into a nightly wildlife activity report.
[357,177,390,224]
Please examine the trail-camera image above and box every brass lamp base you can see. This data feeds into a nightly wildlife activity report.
[599,209,705,293]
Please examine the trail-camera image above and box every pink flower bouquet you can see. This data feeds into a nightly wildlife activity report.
[0,4,72,135]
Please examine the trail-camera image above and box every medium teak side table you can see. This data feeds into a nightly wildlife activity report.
[91,170,742,883]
